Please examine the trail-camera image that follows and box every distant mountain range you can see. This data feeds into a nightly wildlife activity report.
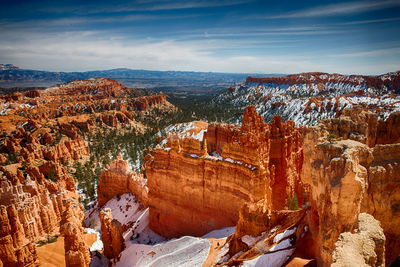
[0,64,281,94]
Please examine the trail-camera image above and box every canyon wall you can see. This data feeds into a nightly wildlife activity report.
[97,156,148,207]
[301,112,400,266]
[146,106,304,238]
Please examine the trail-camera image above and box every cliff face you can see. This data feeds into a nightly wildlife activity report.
[364,143,400,264]
[146,106,304,238]
[97,156,148,208]
[302,112,400,266]
[301,139,372,265]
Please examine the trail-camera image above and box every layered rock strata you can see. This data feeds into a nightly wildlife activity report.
[97,156,148,207]
[146,106,304,238]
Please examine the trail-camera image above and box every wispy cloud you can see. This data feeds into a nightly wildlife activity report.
[342,17,400,25]
[1,30,398,75]
[328,47,400,57]
[38,0,253,15]
[268,0,400,18]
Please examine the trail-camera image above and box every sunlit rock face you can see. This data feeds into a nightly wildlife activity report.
[332,213,385,267]
[100,208,124,259]
[0,77,172,267]
[97,156,148,208]
[301,111,400,266]
[146,106,304,238]
[60,199,90,267]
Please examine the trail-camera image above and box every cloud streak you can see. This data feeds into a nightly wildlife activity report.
[0,31,398,75]
[268,0,400,18]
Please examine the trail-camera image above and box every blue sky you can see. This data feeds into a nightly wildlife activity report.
[0,0,399,74]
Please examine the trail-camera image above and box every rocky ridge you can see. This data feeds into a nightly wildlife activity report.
[218,71,400,126]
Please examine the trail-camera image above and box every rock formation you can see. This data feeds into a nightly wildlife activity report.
[97,156,148,207]
[100,208,124,259]
[60,199,90,267]
[332,213,385,267]
[146,106,304,238]
[301,111,400,265]
[0,77,174,267]
[143,105,399,266]
[245,71,400,92]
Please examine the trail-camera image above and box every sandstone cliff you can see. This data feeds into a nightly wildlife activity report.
[146,106,304,238]
[301,112,400,265]
[97,156,148,208]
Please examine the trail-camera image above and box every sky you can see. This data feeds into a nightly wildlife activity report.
[0,0,400,75]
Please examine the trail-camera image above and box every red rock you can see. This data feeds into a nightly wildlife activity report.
[41,132,53,145]
[100,114,118,127]
[100,208,124,259]
[24,90,40,98]
[97,156,148,207]
[133,95,167,111]
[146,106,304,238]
[60,199,90,267]
[59,123,79,140]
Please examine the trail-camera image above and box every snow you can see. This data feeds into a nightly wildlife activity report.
[190,154,199,158]
[217,76,400,127]
[241,235,258,247]
[86,228,103,252]
[330,157,341,163]
[242,239,294,267]
[202,226,236,239]
[209,151,223,160]
[273,227,297,244]
[224,157,235,164]
[90,193,240,266]
[129,237,210,267]
[191,129,207,141]
[84,193,141,231]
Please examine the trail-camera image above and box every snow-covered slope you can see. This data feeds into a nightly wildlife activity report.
[216,72,400,126]
[87,193,304,267]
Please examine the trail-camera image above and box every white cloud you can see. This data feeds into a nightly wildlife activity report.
[342,17,400,25]
[269,0,400,18]
[0,31,398,75]
[328,47,400,57]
